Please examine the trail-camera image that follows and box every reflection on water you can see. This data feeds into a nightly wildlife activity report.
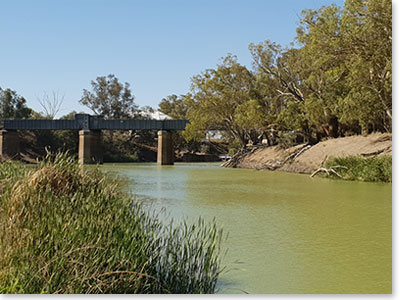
[102,162,392,294]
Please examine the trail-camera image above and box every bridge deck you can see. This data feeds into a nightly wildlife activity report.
[1,114,188,131]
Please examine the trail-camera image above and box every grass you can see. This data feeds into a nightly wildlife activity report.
[324,155,392,182]
[0,152,224,294]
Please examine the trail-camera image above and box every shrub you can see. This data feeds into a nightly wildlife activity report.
[276,131,297,149]
[324,155,392,182]
[0,153,223,294]
[228,139,242,156]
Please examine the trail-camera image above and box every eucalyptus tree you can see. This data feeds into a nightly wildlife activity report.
[295,0,391,135]
[249,41,313,141]
[339,0,392,133]
[294,4,347,138]
[79,74,139,119]
[184,55,266,147]
[158,94,189,120]
[0,87,32,119]
[79,74,140,156]
[249,0,392,139]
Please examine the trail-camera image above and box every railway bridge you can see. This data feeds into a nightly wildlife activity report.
[0,114,188,165]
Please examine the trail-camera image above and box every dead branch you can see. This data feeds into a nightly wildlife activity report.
[221,145,262,168]
[310,165,347,178]
[281,144,311,165]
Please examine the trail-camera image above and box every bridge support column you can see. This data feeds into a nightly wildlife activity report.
[79,130,103,165]
[157,130,174,165]
[0,130,20,159]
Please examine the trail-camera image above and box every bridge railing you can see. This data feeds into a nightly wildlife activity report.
[0,114,188,131]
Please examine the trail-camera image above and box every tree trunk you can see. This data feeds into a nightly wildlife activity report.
[328,117,339,138]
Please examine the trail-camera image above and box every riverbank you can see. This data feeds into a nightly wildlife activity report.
[224,133,392,177]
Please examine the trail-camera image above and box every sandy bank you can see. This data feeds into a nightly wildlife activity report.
[227,133,392,174]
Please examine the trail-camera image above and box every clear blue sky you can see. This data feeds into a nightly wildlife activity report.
[0,0,344,117]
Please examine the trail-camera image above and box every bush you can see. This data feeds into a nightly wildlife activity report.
[228,139,242,156]
[276,131,297,149]
[0,153,224,294]
[324,155,392,182]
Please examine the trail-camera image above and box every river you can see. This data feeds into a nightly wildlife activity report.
[102,162,391,294]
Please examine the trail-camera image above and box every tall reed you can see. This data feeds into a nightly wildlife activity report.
[0,152,224,294]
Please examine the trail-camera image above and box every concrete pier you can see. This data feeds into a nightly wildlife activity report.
[0,130,20,158]
[78,130,103,164]
[157,130,174,165]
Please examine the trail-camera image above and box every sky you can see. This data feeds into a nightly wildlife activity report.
[0,0,345,117]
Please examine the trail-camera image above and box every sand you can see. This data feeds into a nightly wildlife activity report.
[234,133,392,174]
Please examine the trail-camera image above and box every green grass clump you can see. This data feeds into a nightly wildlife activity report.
[324,155,392,182]
[0,152,223,294]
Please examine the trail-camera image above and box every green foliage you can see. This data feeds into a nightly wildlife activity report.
[275,131,297,149]
[303,96,328,128]
[234,100,264,132]
[245,0,391,143]
[297,0,391,134]
[158,94,188,119]
[0,153,224,293]
[276,101,307,132]
[184,54,265,147]
[79,74,139,119]
[78,74,155,160]
[324,155,392,182]
[227,139,242,156]
[341,0,392,131]
[179,0,391,150]
[2,0,392,157]
[158,94,203,154]
[0,87,32,119]
[182,0,390,150]
[31,129,78,157]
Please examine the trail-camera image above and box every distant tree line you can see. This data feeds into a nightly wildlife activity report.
[0,75,157,161]
[0,0,391,159]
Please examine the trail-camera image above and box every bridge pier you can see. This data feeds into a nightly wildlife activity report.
[157,130,174,165]
[2,115,187,164]
[0,130,20,159]
[78,130,103,165]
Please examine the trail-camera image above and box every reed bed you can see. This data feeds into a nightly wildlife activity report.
[0,152,224,294]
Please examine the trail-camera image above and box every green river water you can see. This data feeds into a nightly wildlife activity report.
[102,162,391,294]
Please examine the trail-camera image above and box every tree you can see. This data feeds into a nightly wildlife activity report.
[0,87,32,119]
[37,91,65,119]
[294,0,391,135]
[249,42,314,141]
[249,41,306,103]
[339,0,392,133]
[79,74,138,119]
[184,55,264,147]
[158,94,188,119]
[249,0,392,140]
[294,4,347,138]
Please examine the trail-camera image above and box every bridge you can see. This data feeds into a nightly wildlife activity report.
[0,114,188,165]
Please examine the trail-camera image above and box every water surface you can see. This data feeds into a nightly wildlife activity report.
[102,163,391,294]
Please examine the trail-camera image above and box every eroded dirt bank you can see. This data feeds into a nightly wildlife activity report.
[224,133,392,174]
